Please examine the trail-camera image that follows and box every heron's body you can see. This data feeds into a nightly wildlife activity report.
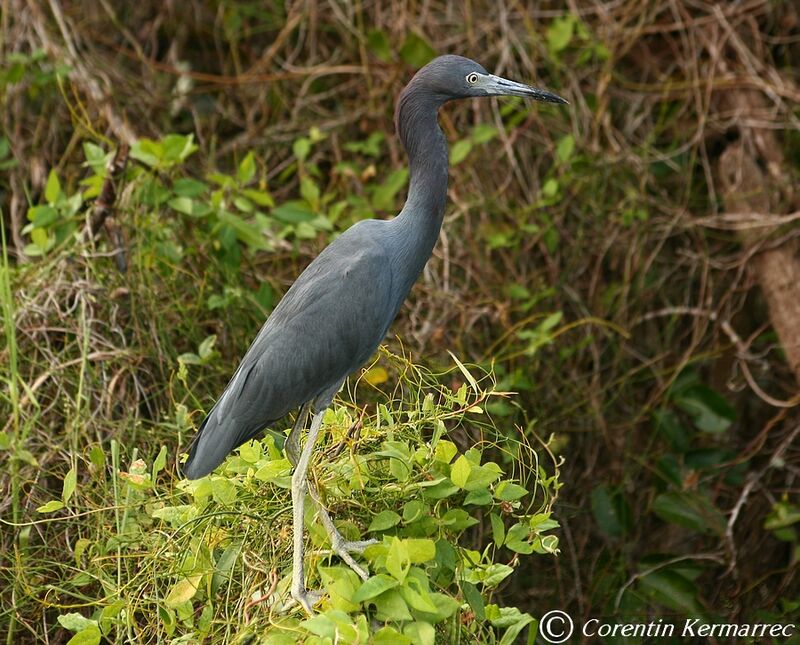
[181,55,566,612]
[183,72,450,480]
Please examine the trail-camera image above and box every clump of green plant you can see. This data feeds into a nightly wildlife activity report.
[32,354,559,644]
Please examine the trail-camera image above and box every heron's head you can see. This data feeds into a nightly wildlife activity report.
[411,55,567,105]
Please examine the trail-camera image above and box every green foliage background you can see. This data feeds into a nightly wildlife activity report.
[2,1,799,643]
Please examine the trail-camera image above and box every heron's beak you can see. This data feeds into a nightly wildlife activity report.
[484,74,568,104]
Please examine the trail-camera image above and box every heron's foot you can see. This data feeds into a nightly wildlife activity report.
[329,533,378,581]
[289,585,323,614]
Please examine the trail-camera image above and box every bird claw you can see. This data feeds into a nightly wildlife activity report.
[329,536,378,581]
[288,586,323,614]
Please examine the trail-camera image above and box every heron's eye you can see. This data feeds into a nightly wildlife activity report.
[466,73,479,85]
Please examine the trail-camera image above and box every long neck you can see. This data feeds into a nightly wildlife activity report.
[392,85,449,272]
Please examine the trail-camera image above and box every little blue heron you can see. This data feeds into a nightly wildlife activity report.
[183,55,566,612]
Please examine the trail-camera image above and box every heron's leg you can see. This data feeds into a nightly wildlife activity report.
[307,482,377,581]
[290,409,325,613]
[285,402,311,468]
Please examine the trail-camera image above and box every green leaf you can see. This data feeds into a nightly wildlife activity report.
[652,491,726,535]
[161,134,198,165]
[237,151,256,184]
[57,613,97,633]
[65,626,101,645]
[168,197,212,217]
[461,580,485,619]
[217,210,267,249]
[352,573,399,603]
[494,481,527,501]
[293,137,311,161]
[399,32,436,67]
[367,29,393,62]
[238,440,261,464]
[450,455,471,489]
[272,201,315,224]
[45,169,62,203]
[440,509,479,531]
[241,188,274,207]
[590,484,629,538]
[471,124,498,144]
[372,168,408,211]
[405,538,436,563]
[483,563,514,588]
[386,537,410,582]
[300,177,320,210]
[674,384,735,434]
[62,466,77,505]
[172,178,208,198]
[373,591,413,623]
[403,621,435,645]
[490,513,505,546]
[37,500,64,513]
[130,138,163,167]
[547,15,575,53]
[450,140,472,165]
[637,568,705,616]
[27,205,58,227]
[369,510,401,532]
[556,134,575,163]
[164,574,201,608]
[505,523,533,554]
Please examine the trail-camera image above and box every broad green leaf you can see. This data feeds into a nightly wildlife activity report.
[300,176,320,210]
[556,134,575,163]
[28,205,58,227]
[461,580,485,619]
[272,201,315,224]
[494,481,527,501]
[471,124,498,144]
[65,626,101,645]
[483,563,514,587]
[403,621,435,645]
[490,513,505,546]
[164,574,201,608]
[372,168,408,211]
[238,440,261,464]
[590,484,630,538]
[405,538,436,563]
[547,15,575,53]
[674,384,735,434]
[637,568,705,616]
[172,178,207,197]
[152,446,167,477]
[168,197,212,217]
[433,440,457,464]
[62,466,77,505]
[37,500,64,513]
[652,491,726,535]
[450,455,471,489]
[45,169,61,203]
[217,210,268,249]
[399,32,436,67]
[450,140,472,165]
[352,573,399,603]
[237,151,256,184]
[369,510,401,532]
[367,29,393,61]
[293,138,311,161]
[57,613,96,632]
[386,537,410,582]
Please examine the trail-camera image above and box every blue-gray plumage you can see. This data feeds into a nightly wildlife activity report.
[182,54,566,612]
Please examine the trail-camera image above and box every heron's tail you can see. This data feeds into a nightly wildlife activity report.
[181,402,244,479]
